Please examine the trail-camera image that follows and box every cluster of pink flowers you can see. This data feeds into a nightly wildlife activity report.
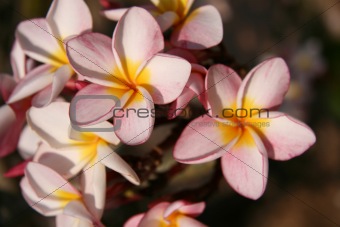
[0,0,316,226]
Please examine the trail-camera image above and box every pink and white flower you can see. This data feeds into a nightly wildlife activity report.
[0,40,33,157]
[67,7,191,145]
[8,0,92,107]
[25,102,139,223]
[103,0,223,50]
[173,58,316,199]
[124,200,206,227]
[21,162,104,227]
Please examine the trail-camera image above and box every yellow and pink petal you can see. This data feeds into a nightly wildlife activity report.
[237,57,290,110]
[46,0,92,41]
[174,115,241,164]
[221,127,268,200]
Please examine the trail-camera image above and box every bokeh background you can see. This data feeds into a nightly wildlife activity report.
[0,0,340,226]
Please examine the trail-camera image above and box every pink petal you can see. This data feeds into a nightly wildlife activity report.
[124,213,145,227]
[18,126,41,159]
[191,65,208,109]
[102,8,128,21]
[168,66,207,118]
[16,19,66,66]
[25,162,80,199]
[33,143,93,179]
[221,127,268,200]
[167,48,198,63]
[66,33,127,89]
[178,202,206,217]
[163,200,186,218]
[27,102,80,148]
[0,105,26,157]
[7,64,55,104]
[10,39,26,81]
[237,58,290,110]
[81,162,106,220]
[136,53,191,104]
[139,202,169,227]
[156,11,179,31]
[171,5,223,50]
[97,141,140,185]
[256,111,316,160]
[206,64,242,117]
[174,115,241,164]
[168,88,195,119]
[114,87,155,145]
[32,65,73,107]
[112,7,163,80]
[47,0,92,40]
[20,177,64,216]
[70,84,127,126]
[4,159,31,178]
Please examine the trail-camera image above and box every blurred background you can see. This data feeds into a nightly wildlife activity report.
[0,0,340,226]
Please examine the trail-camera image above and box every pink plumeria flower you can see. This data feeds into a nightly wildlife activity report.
[27,102,140,223]
[103,0,223,50]
[7,0,92,107]
[67,7,191,145]
[174,58,316,199]
[26,102,140,220]
[0,40,34,157]
[124,200,206,227]
[21,162,104,227]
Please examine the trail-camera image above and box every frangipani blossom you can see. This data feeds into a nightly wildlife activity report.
[26,102,139,221]
[0,40,33,157]
[8,0,92,107]
[124,200,206,227]
[174,58,316,199]
[103,0,223,50]
[21,162,104,227]
[67,7,191,145]
[0,75,26,157]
